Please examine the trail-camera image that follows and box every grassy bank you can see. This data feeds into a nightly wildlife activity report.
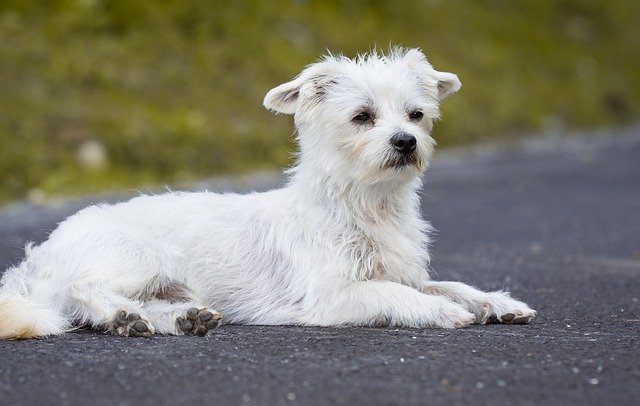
[1,0,639,204]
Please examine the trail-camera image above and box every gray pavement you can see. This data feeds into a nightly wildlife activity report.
[1,127,639,405]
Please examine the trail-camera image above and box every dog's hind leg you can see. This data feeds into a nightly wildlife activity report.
[421,281,536,324]
[136,282,222,336]
[143,300,222,336]
[67,282,155,337]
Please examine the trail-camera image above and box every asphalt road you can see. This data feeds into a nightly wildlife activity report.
[1,127,639,405]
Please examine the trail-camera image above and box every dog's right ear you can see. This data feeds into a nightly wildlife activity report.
[263,61,337,115]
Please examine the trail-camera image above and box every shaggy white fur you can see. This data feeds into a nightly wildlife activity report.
[0,48,536,339]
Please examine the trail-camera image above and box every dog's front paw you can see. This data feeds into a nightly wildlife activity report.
[435,299,476,329]
[108,310,155,337]
[177,307,222,336]
[481,292,537,325]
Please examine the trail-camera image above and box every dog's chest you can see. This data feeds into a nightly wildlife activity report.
[341,223,420,282]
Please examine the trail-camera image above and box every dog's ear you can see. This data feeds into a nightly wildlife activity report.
[402,48,461,101]
[263,62,337,115]
[431,70,461,101]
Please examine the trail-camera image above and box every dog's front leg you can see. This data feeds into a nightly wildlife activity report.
[421,281,536,324]
[306,280,475,329]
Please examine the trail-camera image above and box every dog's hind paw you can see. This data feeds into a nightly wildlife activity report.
[177,307,222,336]
[109,310,155,337]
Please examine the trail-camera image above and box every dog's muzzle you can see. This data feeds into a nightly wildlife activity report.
[390,132,417,155]
[387,132,417,167]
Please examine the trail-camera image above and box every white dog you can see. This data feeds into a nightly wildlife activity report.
[0,48,536,339]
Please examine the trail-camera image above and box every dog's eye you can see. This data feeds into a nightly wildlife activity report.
[408,110,424,121]
[352,111,373,124]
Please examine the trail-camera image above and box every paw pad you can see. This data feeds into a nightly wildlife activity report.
[487,311,535,325]
[109,311,154,337]
[177,308,221,336]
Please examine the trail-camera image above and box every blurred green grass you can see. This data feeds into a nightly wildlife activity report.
[1,0,639,204]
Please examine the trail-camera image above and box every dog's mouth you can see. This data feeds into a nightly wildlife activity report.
[382,153,418,170]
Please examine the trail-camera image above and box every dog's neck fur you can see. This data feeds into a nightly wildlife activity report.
[287,148,428,284]
[288,156,422,226]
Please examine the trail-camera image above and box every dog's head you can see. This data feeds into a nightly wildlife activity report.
[264,48,460,185]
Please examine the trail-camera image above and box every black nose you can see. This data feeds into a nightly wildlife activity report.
[390,132,417,155]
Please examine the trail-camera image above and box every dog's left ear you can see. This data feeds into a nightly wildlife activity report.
[264,61,337,115]
[431,70,461,101]
[402,48,461,102]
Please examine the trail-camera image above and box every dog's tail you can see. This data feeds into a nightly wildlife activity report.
[0,263,68,340]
